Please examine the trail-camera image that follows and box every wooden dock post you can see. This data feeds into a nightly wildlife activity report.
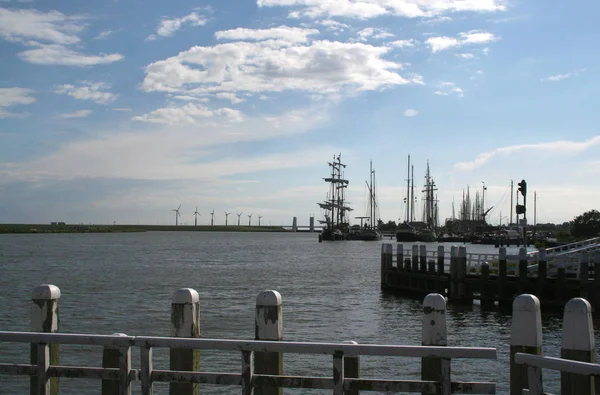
[594,252,600,288]
[31,284,60,395]
[170,288,200,395]
[538,248,547,280]
[255,290,283,395]
[437,246,445,276]
[580,253,590,300]
[397,244,404,272]
[510,294,542,395]
[556,265,566,305]
[380,244,386,287]
[412,245,419,272]
[518,247,528,294]
[480,263,494,309]
[449,246,458,300]
[421,293,449,395]
[343,341,360,395]
[457,246,468,303]
[420,245,427,273]
[561,298,595,395]
[498,248,511,309]
[102,333,131,395]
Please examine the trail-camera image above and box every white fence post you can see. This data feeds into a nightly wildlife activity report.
[421,293,449,395]
[510,294,542,395]
[31,284,60,395]
[170,288,200,395]
[561,297,595,395]
[255,290,283,395]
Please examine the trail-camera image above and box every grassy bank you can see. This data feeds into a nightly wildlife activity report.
[0,224,289,234]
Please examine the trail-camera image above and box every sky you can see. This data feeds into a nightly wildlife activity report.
[0,0,599,227]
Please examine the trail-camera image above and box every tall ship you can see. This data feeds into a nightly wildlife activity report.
[396,156,439,242]
[396,155,419,242]
[358,160,382,241]
[318,154,352,241]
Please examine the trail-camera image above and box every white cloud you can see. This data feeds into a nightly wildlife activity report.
[0,7,84,44]
[457,53,474,59]
[256,0,505,19]
[356,27,394,41]
[94,30,114,40]
[388,39,416,48]
[147,11,207,40]
[215,26,319,43]
[141,38,418,97]
[171,95,210,102]
[55,109,93,118]
[427,30,497,53]
[132,103,244,125]
[455,136,600,171]
[315,19,349,33]
[403,108,418,117]
[0,8,124,66]
[434,81,463,97]
[18,43,124,66]
[0,107,329,183]
[54,81,117,104]
[215,92,245,104]
[541,68,586,83]
[0,87,35,119]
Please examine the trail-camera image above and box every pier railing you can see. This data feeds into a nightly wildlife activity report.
[381,243,600,310]
[0,285,497,395]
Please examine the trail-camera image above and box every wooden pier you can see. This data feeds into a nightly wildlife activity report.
[380,241,600,310]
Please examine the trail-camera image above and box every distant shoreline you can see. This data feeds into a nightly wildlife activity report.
[0,224,291,234]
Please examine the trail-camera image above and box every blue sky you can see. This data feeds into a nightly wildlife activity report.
[0,0,599,227]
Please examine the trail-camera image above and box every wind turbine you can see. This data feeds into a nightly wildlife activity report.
[224,211,231,226]
[172,205,181,226]
[248,213,253,226]
[210,209,215,226]
[258,215,263,227]
[193,207,200,227]
[236,212,243,226]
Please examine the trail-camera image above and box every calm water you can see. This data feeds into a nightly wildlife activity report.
[0,231,596,394]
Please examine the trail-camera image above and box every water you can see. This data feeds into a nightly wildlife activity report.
[0,231,596,394]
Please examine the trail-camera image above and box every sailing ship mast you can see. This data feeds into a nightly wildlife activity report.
[405,155,410,223]
[318,154,351,230]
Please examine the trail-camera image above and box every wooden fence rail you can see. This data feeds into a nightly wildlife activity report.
[0,285,497,395]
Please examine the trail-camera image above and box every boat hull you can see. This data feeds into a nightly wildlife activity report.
[396,230,419,242]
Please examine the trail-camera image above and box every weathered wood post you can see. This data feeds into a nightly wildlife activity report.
[102,333,132,395]
[498,248,510,309]
[556,264,566,305]
[580,253,590,300]
[421,293,449,395]
[380,244,386,287]
[538,248,547,281]
[412,244,419,272]
[255,290,283,395]
[343,341,360,395]
[594,251,600,288]
[561,297,595,395]
[457,246,468,303]
[510,294,542,395]
[397,244,404,272]
[480,263,494,309]
[420,244,427,273]
[437,246,445,276]
[170,288,200,395]
[518,247,528,294]
[449,246,458,301]
[31,284,60,395]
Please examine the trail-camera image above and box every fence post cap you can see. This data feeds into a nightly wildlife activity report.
[171,288,199,304]
[539,248,547,260]
[458,246,467,258]
[256,290,282,306]
[384,243,393,253]
[437,245,444,253]
[563,298,594,351]
[511,294,542,346]
[423,293,446,311]
[32,284,61,300]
